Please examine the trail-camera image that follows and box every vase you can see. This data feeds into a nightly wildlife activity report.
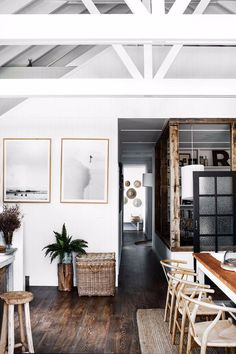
[62,252,72,264]
[3,231,13,249]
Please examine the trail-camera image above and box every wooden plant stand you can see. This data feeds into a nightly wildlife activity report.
[57,264,73,291]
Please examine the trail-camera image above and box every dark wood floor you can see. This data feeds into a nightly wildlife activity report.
[29,231,166,354]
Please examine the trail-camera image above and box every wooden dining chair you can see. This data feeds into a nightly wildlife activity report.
[168,272,219,354]
[181,290,236,354]
[160,259,196,330]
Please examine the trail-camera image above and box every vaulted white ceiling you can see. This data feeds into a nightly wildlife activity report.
[1,0,236,120]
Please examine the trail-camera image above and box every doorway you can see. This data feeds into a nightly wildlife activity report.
[123,164,146,233]
[118,118,168,249]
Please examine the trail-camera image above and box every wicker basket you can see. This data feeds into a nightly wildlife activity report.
[76,253,116,296]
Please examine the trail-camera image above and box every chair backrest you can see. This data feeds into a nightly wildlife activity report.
[167,272,211,303]
[160,259,194,281]
[180,290,236,338]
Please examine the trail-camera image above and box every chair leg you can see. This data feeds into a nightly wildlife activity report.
[171,300,179,344]
[0,303,8,354]
[168,290,175,333]
[179,308,187,354]
[200,344,207,354]
[8,305,14,354]
[164,288,170,322]
[186,330,192,354]
[18,304,26,352]
[24,303,34,353]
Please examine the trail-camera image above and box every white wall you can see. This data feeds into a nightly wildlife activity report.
[0,113,118,286]
[2,96,236,284]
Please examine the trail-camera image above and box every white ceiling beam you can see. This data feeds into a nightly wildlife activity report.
[154,0,211,79]
[2,79,236,97]
[0,67,74,79]
[152,0,165,15]
[81,0,100,13]
[0,46,30,66]
[18,0,68,14]
[193,0,211,14]
[168,0,191,14]
[113,45,143,78]
[144,44,153,79]
[80,1,143,78]
[5,45,57,67]
[65,46,107,67]
[154,44,181,79]
[63,46,108,77]
[123,0,149,14]
[1,15,236,45]
[142,0,151,13]
[0,0,35,14]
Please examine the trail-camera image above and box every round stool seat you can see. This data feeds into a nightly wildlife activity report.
[0,291,33,305]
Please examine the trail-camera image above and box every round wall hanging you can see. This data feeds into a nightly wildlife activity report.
[125,180,130,187]
[126,188,136,199]
[134,180,141,188]
[124,197,128,205]
[133,198,142,207]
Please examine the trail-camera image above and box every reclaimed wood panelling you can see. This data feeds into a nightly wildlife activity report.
[155,142,161,234]
[169,124,180,249]
[170,118,236,124]
[231,122,236,171]
[160,134,168,238]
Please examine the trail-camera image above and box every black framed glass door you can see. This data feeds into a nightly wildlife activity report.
[193,171,236,253]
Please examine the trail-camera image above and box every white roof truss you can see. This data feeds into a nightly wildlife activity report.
[154,0,211,78]
[122,0,149,14]
[1,15,236,46]
[81,0,142,78]
[1,1,236,98]
[2,78,236,97]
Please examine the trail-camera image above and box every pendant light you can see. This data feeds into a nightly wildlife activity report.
[181,125,204,200]
[142,173,153,187]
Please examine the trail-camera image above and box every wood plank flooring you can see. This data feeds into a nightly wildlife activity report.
[29,232,167,353]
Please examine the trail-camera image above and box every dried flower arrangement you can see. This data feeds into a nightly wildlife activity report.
[0,204,23,247]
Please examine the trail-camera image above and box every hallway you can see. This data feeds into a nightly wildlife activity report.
[29,231,166,353]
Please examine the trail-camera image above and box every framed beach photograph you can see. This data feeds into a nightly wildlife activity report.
[61,138,109,203]
[3,138,51,203]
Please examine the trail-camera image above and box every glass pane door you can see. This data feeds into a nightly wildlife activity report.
[193,172,236,252]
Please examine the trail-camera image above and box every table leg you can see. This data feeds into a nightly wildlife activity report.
[197,264,205,284]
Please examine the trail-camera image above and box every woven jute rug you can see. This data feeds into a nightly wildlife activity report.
[137,309,224,354]
[137,309,178,354]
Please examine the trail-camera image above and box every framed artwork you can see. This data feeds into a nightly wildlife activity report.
[61,138,109,203]
[179,153,191,167]
[3,138,51,203]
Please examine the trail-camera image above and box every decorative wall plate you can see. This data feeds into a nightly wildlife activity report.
[124,197,128,205]
[125,180,130,187]
[133,198,142,207]
[134,180,141,188]
[126,188,136,199]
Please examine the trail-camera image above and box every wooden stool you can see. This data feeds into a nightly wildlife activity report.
[0,291,34,354]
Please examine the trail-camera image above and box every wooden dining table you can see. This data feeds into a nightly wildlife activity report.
[193,252,236,304]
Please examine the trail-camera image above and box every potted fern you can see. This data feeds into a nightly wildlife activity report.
[43,223,88,291]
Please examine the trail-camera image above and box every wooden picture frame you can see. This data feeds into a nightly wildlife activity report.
[3,138,51,203]
[60,138,109,204]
